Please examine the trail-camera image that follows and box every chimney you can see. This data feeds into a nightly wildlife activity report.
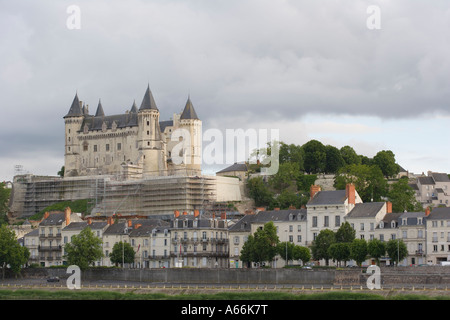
[174,210,180,218]
[221,212,227,220]
[127,220,132,228]
[346,184,356,205]
[194,210,200,217]
[425,207,431,216]
[289,205,296,210]
[183,211,188,216]
[386,201,392,214]
[134,223,142,229]
[44,212,50,220]
[64,207,72,226]
[310,185,321,200]
[256,207,266,212]
[87,217,92,225]
[274,207,280,211]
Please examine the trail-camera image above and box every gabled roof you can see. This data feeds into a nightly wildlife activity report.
[346,202,385,218]
[139,85,158,111]
[180,97,199,120]
[307,190,347,206]
[64,93,83,118]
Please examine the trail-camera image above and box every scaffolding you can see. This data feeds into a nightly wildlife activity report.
[10,173,220,218]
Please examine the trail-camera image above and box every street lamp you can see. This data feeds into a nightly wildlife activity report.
[285,230,288,267]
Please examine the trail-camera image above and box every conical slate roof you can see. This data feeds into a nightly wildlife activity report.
[139,85,158,111]
[180,96,199,120]
[64,93,83,118]
[95,99,105,117]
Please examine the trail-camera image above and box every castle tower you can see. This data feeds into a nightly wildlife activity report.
[179,96,202,175]
[63,93,84,177]
[137,85,167,176]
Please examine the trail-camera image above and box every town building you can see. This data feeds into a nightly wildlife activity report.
[409,172,450,207]
[345,202,390,241]
[425,207,450,265]
[37,207,83,266]
[399,210,427,265]
[170,211,229,268]
[306,184,362,245]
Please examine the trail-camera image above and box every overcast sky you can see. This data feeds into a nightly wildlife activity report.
[1,0,449,181]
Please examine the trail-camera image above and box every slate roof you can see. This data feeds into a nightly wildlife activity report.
[64,93,83,118]
[228,209,307,232]
[40,212,66,226]
[216,163,248,174]
[426,207,450,220]
[378,212,403,229]
[418,176,435,185]
[431,173,450,182]
[180,97,199,120]
[139,85,158,111]
[63,221,88,231]
[307,190,347,206]
[346,202,385,218]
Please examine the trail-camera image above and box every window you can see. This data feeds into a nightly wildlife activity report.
[117,143,121,151]
[360,223,364,231]
[312,216,318,228]
[94,145,98,152]
[402,231,407,239]
[335,216,340,227]
[106,144,110,151]
[324,216,329,227]
[297,235,302,242]
[289,225,293,232]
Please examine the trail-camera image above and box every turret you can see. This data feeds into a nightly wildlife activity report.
[63,93,84,177]
[179,96,202,175]
[137,85,167,176]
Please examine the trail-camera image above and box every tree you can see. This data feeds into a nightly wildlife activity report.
[269,162,300,193]
[388,177,423,212]
[293,245,311,265]
[275,190,306,210]
[310,229,336,266]
[373,150,399,178]
[340,146,361,166]
[328,242,351,267]
[279,142,304,171]
[247,177,274,207]
[334,164,388,202]
[302,140,327,174]
[276,241,297,265]
[64,227,103,270]
[0,183,11,226]
[110,241,135,267]
[240,222,279,267]
[0,225,29,278]
[386,239,408,266]
[350,239,368,266]
[367,238,386,266]
[296,173,317,193]
[57,166,65,177]
[335,222,356,243]
[325,145,345,173]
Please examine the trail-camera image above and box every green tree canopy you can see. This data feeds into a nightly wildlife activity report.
[110,241,135,267]
[64,227,103,271]
[373,150,400,178]
[367,238,386,266]
[302,140,327,174]
[0,225,29,278]
[247,177,274,207]
[311,229,336,266]
[328,242,351,267]
[334,164,388,202]
[269,162,300,193]
[388,177,423,212]
[350,239,368,266]
[325,145,346,173]
[335,222,356,243]
[340,146,361,166]
[240,221,279,267]
[0,183,11,226]
[386,239,408,266]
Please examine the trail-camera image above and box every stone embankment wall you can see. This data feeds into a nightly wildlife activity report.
[16,266,450,286]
